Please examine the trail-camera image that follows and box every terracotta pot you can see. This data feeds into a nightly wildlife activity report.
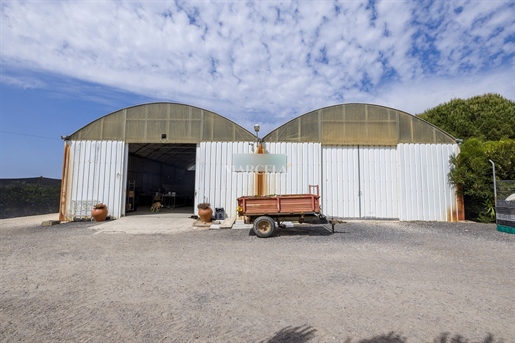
[91,208,108,222]
[198,207,213,223]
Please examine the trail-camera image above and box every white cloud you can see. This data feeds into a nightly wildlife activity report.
[375,67,514,115]
[0,72,46,89]
[1,0,513,131]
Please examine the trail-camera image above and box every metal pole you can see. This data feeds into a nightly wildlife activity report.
[489,159,497,203]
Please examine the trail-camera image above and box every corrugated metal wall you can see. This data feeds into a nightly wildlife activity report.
[195,142,255,218]
[322,146,399,219]
[322,146,360,218]
[62,140,458,222]
[196,142,322,218]
[398,144,459,221]
[63,141,128,220]
[197,142,457,221]
[359,146,399,218]
[263,142,322,196]
[322,144,458,221]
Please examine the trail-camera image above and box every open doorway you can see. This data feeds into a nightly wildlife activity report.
[126,143,197,215]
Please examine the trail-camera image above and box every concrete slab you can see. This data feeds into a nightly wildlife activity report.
[92,214,200,235]
[0,210,243,235]
[231,223,253,230]
[0,213,60,230]
[194,220,213,228]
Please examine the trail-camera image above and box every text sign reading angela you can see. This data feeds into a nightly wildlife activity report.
[233,154,287,173]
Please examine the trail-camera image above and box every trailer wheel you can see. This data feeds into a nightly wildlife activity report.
[253,216,275,238]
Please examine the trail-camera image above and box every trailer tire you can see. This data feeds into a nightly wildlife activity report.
[253,216,275,238]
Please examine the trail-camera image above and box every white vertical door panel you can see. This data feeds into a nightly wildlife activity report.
[65,141,127,220]
[359,146,398,219]
[322,146,398,219]
[322,146,360,218]
[398,144,459,221]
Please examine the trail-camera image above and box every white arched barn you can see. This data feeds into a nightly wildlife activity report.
[59,103,463,222]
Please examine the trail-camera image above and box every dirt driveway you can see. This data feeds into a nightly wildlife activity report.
[0,215,514,342]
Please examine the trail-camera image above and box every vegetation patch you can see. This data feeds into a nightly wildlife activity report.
[0,177,61,219]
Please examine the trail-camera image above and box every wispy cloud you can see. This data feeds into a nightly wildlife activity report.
[1,0,513,129]
[0,69,47,89]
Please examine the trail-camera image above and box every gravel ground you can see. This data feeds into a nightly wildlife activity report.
[0,216,514,343]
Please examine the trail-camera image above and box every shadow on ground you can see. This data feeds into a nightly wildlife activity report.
[261,325,317,343]
[248,225,348,237]
[261,329,503,343]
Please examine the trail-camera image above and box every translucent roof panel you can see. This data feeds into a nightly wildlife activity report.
[68,103,256,143]
[264,104,456,145]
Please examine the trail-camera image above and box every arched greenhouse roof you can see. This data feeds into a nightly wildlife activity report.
[263,103,457,145]
[67,102,256,143]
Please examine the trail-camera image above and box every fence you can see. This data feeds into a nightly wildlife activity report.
[495,180,515,234]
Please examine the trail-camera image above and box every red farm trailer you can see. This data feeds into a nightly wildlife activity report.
[237,185,332,238]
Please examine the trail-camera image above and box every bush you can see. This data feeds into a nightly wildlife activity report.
[449,138,515,222]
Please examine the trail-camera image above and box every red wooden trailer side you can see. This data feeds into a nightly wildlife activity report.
[237,186,326,238]
[237,193,320,216]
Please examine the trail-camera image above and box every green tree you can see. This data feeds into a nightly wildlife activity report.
[418,94,515,222]
[418,93,515,140]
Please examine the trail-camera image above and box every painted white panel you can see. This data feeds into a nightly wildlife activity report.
[65,141,127,220]
[323,146,397,219]
[196,142,321,218]
[398,144,459,221]
[196,142,457,221]
[360,146,398,219]
[196,142,254,218]
[264,142,322,196]
[322,146,360,218]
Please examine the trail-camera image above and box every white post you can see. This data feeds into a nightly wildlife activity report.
[489,159,497,203]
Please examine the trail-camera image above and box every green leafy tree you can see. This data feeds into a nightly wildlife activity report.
[418,93,515,140]
[418,94,515,222]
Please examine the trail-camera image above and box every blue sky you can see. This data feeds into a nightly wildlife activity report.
[1,0,514,178]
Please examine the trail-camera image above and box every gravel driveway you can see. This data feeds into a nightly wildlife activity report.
[1,216,513,342]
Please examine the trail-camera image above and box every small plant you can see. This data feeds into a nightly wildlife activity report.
[93,203,107,210]
[197,202,210,210]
